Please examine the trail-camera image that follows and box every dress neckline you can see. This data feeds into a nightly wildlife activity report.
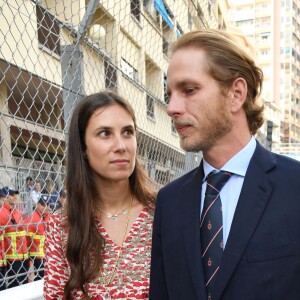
[98,206,148,248]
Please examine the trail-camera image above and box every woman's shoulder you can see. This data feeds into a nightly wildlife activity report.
[51,209,67,222]
[45,211,69,250]
[47,211,68,234]
[140,205,155,220]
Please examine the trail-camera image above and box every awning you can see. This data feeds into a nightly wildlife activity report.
[154,0,174,29]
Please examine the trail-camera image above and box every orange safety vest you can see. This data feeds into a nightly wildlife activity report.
[0,228,6,267]
[26,210,50,258]
[0,202,28,261]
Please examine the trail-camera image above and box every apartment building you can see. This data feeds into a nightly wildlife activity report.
[283,0,300,144]
[228,0,300,152]
[0,0,229,193]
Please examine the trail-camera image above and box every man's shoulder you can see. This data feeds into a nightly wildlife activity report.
[0,208,8,224]
[28,210,40,221]
[253,142,300,171]
[159,166,200,194]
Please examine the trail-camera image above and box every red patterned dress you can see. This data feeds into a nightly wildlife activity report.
[44,207,154,299]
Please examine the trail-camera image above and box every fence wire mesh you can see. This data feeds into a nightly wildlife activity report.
[0,0,223,290]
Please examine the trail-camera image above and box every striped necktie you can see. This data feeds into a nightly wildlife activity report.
[200,171,232,300]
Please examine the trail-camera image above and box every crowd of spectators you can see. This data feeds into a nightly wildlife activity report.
[0,177,66,291]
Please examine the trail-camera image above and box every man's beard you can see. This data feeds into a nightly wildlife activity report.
[179,106,233,152]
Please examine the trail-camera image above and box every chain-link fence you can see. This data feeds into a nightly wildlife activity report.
[0,0,225,291]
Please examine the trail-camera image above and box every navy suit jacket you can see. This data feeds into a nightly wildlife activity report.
[149,142,300,300]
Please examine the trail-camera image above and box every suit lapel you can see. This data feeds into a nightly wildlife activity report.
[181,164,207,299]
[214,143,276,299]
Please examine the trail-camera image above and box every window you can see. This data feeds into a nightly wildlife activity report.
[155,169,170,185]
[144,0,159,22]
[196,4,206,28]
[12,145,63,164]
[260,32,270,44]
[131,0,141,22]
[208,0,215,14]
[121,58,138,81]
[36,5,60,55]
[163,37,169,55]
[176,24,183,38]
[171,119,176,134]
[260,49,269,57]
[146,94,155,119]
[188,12,193,29]
[105,60,117,90]
[197,5,204,18]
[163,74,169,104]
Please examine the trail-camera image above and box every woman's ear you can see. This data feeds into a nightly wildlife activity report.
[230,77,247,113]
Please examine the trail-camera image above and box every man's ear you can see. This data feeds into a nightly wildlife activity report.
[230,77,247,113]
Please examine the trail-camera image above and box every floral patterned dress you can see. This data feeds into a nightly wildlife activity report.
[44,207,154,299]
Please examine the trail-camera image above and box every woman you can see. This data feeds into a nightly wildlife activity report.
[44,91,156,299]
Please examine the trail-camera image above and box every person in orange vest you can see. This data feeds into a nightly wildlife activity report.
[0,186,29,288]
[26,194,50,281]
[0,189,7,291]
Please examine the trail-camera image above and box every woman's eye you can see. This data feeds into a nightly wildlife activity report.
[99,131,109,137]
[124,129,134,136]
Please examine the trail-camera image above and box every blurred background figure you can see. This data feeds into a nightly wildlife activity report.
[0,187,29,289]
[24,177,35,218]
[42,181,59,213]
[0,189,4,209]
[53,189,67,213]
[25,177,34,193]
[0,189,7,290]
[30,181,42,207]
[26,194,50,281]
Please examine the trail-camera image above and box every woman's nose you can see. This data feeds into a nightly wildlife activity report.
[114,136,126,152]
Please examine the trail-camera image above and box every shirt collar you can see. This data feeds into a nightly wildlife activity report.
[203,136,256,181]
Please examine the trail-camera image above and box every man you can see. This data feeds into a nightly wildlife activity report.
[150,29,300,300]
[26,194,50,281]
[0,186,29,288]
[42,180,59,212]
[30,181,42,206]
[25,176,34,193]
[52,189,67,212]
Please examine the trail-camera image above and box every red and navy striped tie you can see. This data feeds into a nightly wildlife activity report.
[200,171,232,300]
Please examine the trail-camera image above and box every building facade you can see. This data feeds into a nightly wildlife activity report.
[0,0,229,197]
[228,0,300,152]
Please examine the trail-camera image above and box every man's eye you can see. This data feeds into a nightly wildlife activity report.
[185,88,194,94]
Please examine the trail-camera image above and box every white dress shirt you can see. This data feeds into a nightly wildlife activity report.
[201,136,256,248]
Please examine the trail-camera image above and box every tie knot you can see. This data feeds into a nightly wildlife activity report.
[205,171,232,196]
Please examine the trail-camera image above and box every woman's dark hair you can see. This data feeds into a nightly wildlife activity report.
[64,91,155,299]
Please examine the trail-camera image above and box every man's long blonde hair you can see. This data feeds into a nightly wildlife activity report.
[170,29,264,135]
